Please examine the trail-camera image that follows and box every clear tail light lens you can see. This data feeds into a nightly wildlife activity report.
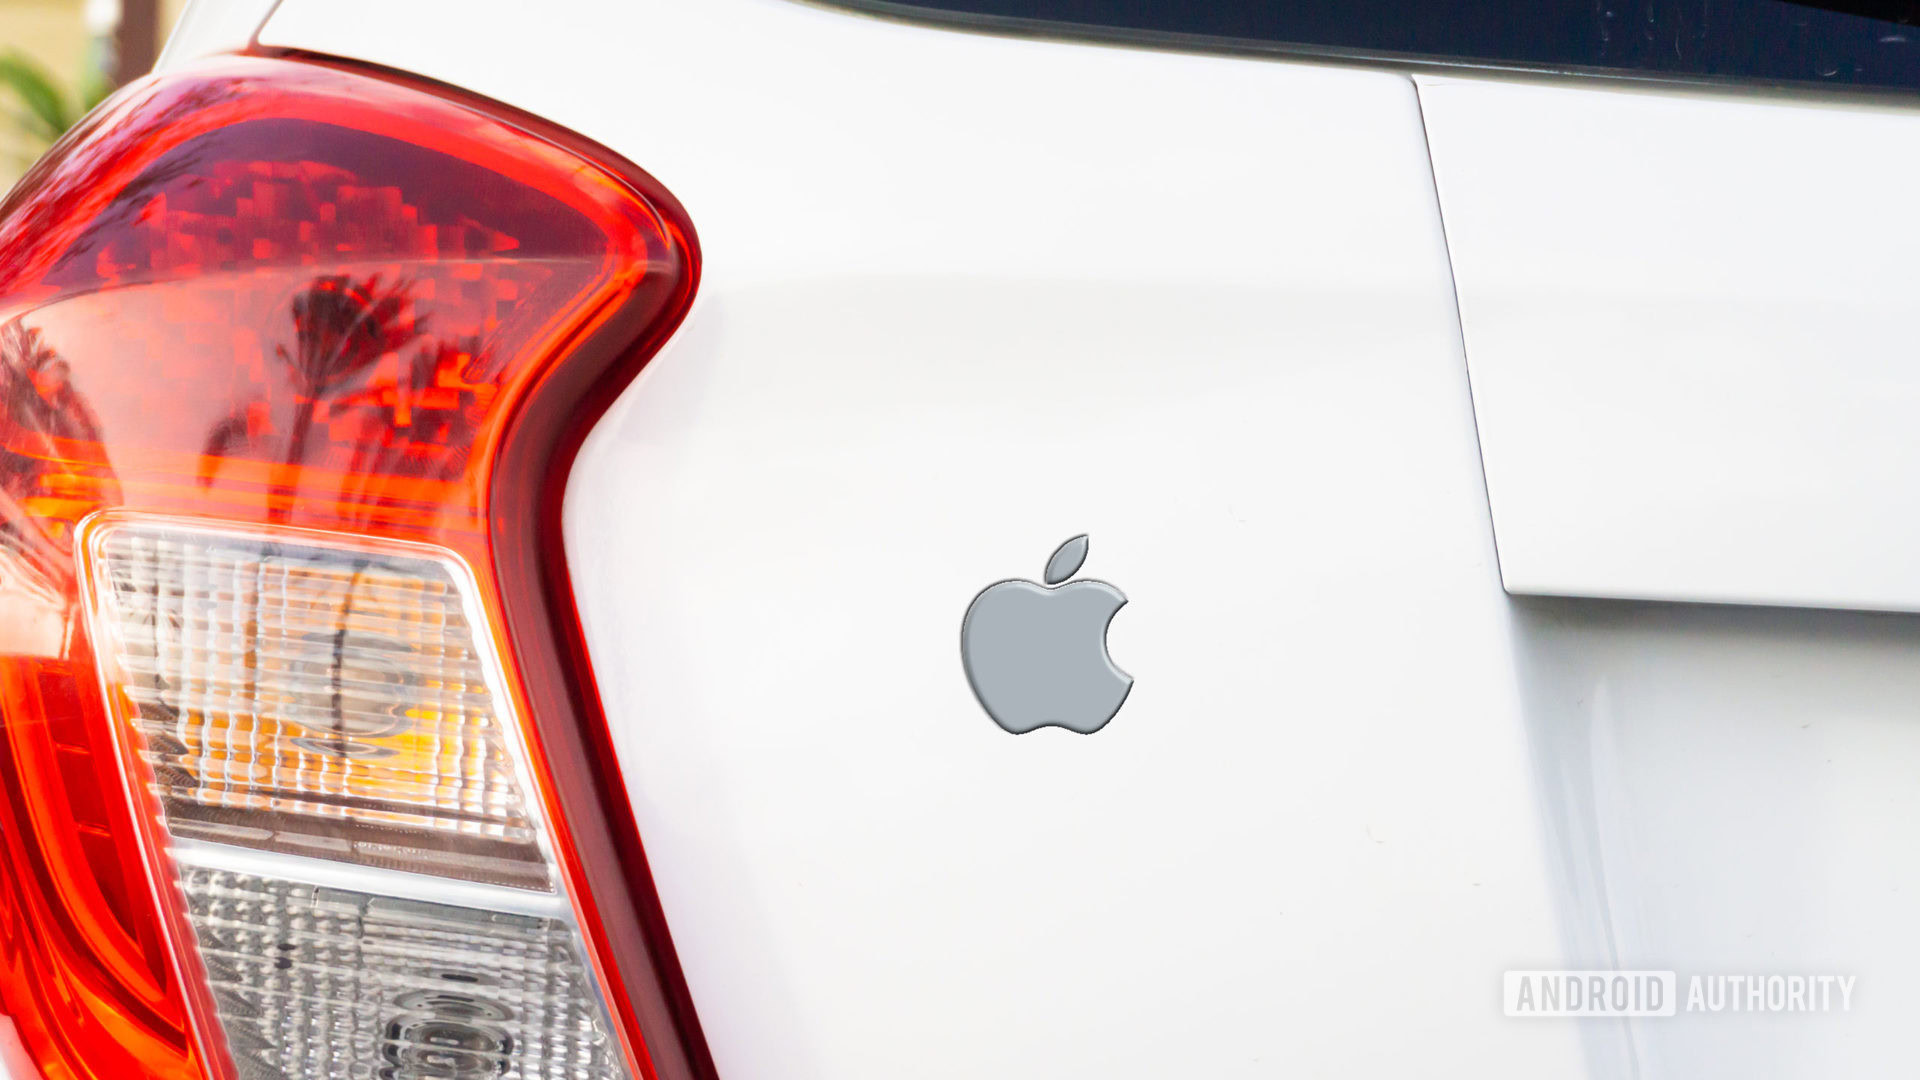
[0,55,707,1080]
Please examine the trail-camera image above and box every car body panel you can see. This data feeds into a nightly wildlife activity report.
[258,2,1582,1077]
[1419,74,1920,613]
[153,0,277,70]
[209,4,1920,1079]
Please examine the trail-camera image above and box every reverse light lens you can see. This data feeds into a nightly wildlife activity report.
[181,865,625,1080]
[0,55,705,1080]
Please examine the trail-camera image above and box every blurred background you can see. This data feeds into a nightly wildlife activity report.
[0,0,180,187]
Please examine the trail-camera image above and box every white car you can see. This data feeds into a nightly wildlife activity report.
[0,1,1915,1078]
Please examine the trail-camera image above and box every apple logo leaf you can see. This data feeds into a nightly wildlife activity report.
[1044,534,1089,585]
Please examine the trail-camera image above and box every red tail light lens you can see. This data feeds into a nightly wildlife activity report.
[0,55,707,1080]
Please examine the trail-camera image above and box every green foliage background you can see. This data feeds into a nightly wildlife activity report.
[0,49,107,165]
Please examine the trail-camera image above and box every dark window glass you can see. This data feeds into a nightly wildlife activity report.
[835,0,1920,93]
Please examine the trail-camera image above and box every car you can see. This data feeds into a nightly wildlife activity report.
[1,1,1916,1078]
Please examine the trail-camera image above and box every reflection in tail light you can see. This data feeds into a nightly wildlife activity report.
[0,55,708,1080]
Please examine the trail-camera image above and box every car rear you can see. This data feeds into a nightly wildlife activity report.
[5,2,1920,1079]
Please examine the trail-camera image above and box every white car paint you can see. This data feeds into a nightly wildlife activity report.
[261,2,1578,1077]
[1419,74,1920,613]
[175,3,1920,1079]
[152,0,275,70]
[1510,596,1920,1079]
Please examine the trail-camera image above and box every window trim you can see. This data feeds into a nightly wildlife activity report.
[799,0,1920,102]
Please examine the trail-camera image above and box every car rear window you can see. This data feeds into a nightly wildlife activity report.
[836,0,1920,93]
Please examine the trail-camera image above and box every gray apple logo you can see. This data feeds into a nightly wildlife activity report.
[961,535,1132,734]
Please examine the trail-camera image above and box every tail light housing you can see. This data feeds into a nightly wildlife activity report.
[0,55,708,1080]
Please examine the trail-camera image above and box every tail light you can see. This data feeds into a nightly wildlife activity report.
[0,55,708,1080]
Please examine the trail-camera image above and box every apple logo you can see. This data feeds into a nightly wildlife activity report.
[961,534,1132,734]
